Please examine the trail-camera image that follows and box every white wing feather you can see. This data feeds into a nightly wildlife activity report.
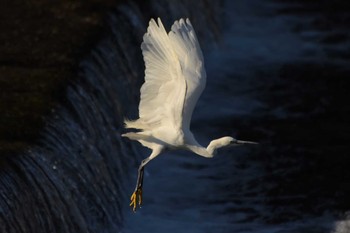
[169,18,206,130]
[125,18,206,132]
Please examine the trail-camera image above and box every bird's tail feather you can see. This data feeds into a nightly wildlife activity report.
[121,132,150,141]
[124,119,149,130]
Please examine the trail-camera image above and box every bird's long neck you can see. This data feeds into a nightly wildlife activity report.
[186,144,213,158]
[186,137,230,158]
[206,138,229,156]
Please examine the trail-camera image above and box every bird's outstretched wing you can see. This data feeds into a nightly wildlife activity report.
[125,18,206,131]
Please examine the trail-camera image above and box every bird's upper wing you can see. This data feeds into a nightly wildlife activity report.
[136,18,206,131]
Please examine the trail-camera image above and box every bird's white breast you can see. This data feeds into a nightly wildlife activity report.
[152,126,185,149]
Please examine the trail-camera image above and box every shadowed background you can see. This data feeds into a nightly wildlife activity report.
[0,0,349,232]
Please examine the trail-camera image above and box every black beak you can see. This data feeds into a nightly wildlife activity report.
[233,139,258,145]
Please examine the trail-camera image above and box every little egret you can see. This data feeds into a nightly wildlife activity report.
[122,18,257,212]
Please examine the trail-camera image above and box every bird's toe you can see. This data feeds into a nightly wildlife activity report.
[130,188,142,212]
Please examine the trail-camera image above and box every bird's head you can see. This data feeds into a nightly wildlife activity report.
[207,136,258,155]
[219,136,237,147]
[223,136,258,147]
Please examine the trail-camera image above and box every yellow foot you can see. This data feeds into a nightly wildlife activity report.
[130,188,142,212]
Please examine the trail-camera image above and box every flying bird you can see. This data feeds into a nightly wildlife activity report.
[122,18,257,212]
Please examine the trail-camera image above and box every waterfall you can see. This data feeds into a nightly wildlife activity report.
[0,1,222,232]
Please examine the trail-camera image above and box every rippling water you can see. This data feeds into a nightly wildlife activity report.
[123,1,350,232]
[1,0,349,232]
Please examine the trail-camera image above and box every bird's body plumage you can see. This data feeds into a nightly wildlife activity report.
[122,18,257,211]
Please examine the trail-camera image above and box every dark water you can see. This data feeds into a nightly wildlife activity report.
[1,0,350,232]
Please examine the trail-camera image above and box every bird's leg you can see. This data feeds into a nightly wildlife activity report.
[129,146,163,212]
[130,158,149,212]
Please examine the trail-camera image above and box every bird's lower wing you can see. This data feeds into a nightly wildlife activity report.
[125,18,206,132]
[127,18,186,130]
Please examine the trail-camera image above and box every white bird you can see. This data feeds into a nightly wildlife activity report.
[122,18,257,212]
